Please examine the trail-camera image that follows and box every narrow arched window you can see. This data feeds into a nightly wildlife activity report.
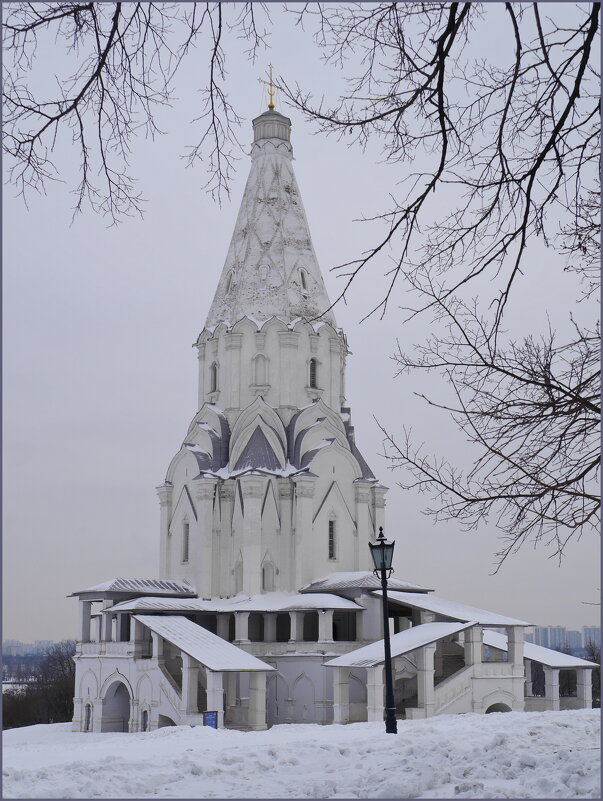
[254,354,268,386]
[328,519,336,560]
[225,272,234,294]
[300,269,307,290]
[210,362,218,393]
[182,522,189,563]
[309,358,318,388]
[141,709,149,732]
[262,563,275,592]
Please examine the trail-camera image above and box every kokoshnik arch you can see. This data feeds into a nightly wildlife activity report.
[70,105,596,733]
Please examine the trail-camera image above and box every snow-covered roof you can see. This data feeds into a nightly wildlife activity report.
[134,615,274,672]
[109,591,362,614]
[301,571,432,594]
[483,630,599,668]
[381,591,530,626]
[69,578,197,598]
[325,622,475,668]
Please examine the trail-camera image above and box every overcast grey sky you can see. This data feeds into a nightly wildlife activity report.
[3,5,599,642]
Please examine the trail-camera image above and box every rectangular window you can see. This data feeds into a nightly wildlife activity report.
[182,522,189,563]
[328,520,336,560]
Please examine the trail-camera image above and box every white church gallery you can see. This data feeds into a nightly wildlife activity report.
[70,105,596,734]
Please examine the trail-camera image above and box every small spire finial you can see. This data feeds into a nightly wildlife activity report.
[258,64,276,110]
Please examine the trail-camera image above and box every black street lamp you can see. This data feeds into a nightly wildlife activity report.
[369,526,397,734]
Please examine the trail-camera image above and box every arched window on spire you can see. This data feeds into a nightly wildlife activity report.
[225,271,234,294]
[299,268,308,294]
[253,353,268,386]
[309,358,318,389]
[210,362,218,393]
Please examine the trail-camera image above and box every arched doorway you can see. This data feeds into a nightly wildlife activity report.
[101,681,131,732]
[485,703,512,713]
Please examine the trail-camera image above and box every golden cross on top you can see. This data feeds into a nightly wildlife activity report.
[258,64,276,110]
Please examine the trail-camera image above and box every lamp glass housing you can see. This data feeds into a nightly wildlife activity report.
[369,537,395,571]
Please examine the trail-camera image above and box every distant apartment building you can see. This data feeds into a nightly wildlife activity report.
[583,626,601,648]
[525,626,600,653]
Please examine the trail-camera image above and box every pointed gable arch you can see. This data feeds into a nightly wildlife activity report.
[302,439,364,481]
[312,481,356,528]
[169,484,198,529]
[261,480,281,527]
[230,397,287,469]
[288,398,346,457]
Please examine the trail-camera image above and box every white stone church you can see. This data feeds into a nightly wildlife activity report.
[71,106,596,734]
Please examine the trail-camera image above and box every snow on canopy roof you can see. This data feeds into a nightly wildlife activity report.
[134,615,274,672]
[325,622,475,668]
[69,578,196,598]
[109,591,361,613]
[483,630,599,668]
[381,590,529,626]
[301,571,432,594]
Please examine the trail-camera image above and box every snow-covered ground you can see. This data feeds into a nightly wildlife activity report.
[3,710,600,799]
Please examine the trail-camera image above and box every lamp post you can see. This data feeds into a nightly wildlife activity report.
[369,526,397,734]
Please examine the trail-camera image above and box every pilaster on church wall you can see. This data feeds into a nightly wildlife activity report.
[156,484,173,578]
[371,484,388,537]
[238,474,266,596]
[292,473,317,589]
[192,476,218,599]
[216,482,235,596]
[354,482,372,571]
[278,479,294,590]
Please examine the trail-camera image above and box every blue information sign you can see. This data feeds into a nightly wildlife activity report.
[203,710,218,729]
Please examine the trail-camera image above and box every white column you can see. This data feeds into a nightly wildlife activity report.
[248,672,268,731]
[292,474,316,589]
[263,613,277,642]
[329,337,341,410]
[416,643,436,717]
[318,609,334,643]
[156,483,173,577]
[130,618,146,658]
[182,653,199,714]
[371,485,388,538]
[206,670,225,727]
[235,612,250,643]
[217,614,230,641]
[101,601,113,642]
[544,666,560,711]
[225,333,243,411]
[278,480,294,589]
[192,476,218,599]
[93,615,102,642]
[577,669,593,709]
[464,626,482,666]
[218,484,234,593]
[79,601,92,642]
[278,331,299,411]
[196,342,206,409]
[333,667,350,724]
[354,483,371,570]
[151,632,164,664]
[507,626,524,669]
[239,475,265,596]
[366,665,385,722]
[289,611,304,643]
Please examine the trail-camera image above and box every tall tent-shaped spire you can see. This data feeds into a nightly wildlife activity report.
[205,109,336,328]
